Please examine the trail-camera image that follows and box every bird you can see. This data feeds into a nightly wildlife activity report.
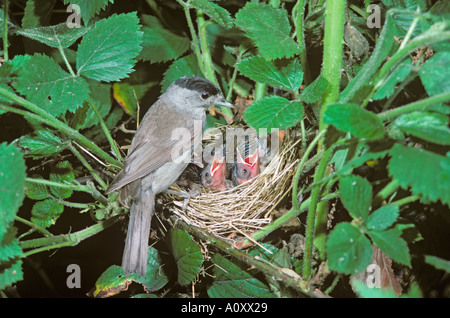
[106,76,234,277]
[232,135,261,186]
[201,154,232,191]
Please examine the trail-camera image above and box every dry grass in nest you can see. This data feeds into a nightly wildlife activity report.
[165,131,301,240]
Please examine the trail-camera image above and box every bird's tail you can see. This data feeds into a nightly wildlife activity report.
[122,188,154,277]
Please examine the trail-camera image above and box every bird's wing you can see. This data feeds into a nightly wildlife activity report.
[107,102,203,193]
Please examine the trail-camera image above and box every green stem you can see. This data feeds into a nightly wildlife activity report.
[292,130,326,211]
[197,10,233,118]
[15,216,53,237]
[88,98,121,161]
[319,0,346,129]
[20,216,121,255]
[303,147,333,280]
[374,179,399,206]
[58,46,75,77]
[3,0,8,61]
[362,29,450,108]
[294,0,311,84]
[0,89,120,168]
[391,195,420,206]
[69,143,108,190]
[26,177,91,193]
[254,82,267,101]
[378,91,450,121]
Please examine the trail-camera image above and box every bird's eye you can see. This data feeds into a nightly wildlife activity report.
[201,93,210,100]
[205,172,210,177]
[241,168,248,175]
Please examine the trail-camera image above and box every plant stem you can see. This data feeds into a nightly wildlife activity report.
[15,216,53,237]
[0,89,120,168]
[3,0,8,61]
[26,177,91,193]
[58,46,75,77]
[20,216,121,255]
[294,0,311,84]
[69,143,108,190]
[378,91,450,121]
[88,98,122,161]
[197,10,234,118]
[254,82,267,101]
[303,147,333,280]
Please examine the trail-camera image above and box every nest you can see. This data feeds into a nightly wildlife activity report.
[165,129,301,240]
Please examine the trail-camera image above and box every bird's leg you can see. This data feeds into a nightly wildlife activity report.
[165,187,201,211]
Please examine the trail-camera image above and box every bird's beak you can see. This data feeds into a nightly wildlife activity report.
[215,98,235,108]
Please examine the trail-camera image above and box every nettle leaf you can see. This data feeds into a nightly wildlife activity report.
[238,56,303,92]
[0,227,23,263]
[368,229,411,267]
[235,2,299,60]
[207,254,274,298]
[366,205,399,231]
[244,96,304,131]
[392,111,450,146]
[49,161,75,199]
[13,53,90,117]
[0,259,23,290]
[168,229,203,286]
[134,247,170,292]
[326,222,372,274]
[339,175,372,222]
[323,104,385,140]
[373,59,413,100]
[161,54,202,92]
[63,0,114,25]
[139,15,190,64]
[0,143,26,242]
[419,51,450,96]
[25,177,50,200]
[80,81,112,129]
[191,0,233,29]
[76,12,143,82]
[31,199,64,228]
[22,0,56,28]
[388,144,450,205]
[17,129,67,159]
[16,23,91,48]
[425,255,450,273]
[300,75,329,103]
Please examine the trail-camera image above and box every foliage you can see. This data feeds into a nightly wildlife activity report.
[0,0,449,299]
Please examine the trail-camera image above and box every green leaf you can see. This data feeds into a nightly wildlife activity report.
[235,2,299,60]
[80,81,112,129]
[13,53,90,116]
[392,111,450,146]
[76,12,143,82]
[207,254,274,298]
[244,96,304,131]
[366,205,399,231]
[92,265,131,298]
[326,222,372,274]
[49,161,75,199]
[0,143,26,242]
[0,227,23,262]
[300,75,329,103]
[0,259,23,290]
[339,175,372,222]
[373,59,413,100]
[31,199,64,228]
[63,0,114,24]
[419,51,450,96]
[351,279,398,298]
[134,247,170,292]
[323,104,385,140]
[161,54,203,92]
[25,177,50,200]
[168,229,203,286]
[139,15,190,63]
[191,0,234,29]
[238,56,303,92]
[425,255,450,273]
[22,0,56,28]
[367,228,411,267]
[388,144,450,205]
[16,23,91,48]
[17,129,66,159]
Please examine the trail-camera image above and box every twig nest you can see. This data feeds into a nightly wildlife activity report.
[165,129,301,239]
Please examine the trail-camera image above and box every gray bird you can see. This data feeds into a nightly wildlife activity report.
[106,76,234,277]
